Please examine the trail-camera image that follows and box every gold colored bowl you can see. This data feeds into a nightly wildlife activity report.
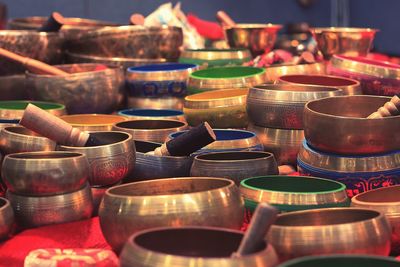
[118,109,186,122]
[99,177,244,252]
[179,48,252,67]
[265,63,326,82]
[60,114,128,131]
[127,97,184,111]
[0,197,14,241]
[0,100,66,120]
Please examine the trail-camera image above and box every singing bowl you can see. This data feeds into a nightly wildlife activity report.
[2,151,90,196]
[118,108,185,122]
[127,96,184,111]
[278,74,362,95]
[225,24,282,57]
[278,255,400,267]
[183,88,248,128]
[113,119,188,143]
[169,129,263,154]
[120,227,279,267]
[351,185,400,254]
[265,63,325,82]
[240,176,349,213]
[99,177,244,252]
[0,100,65,120]
[0,197,14,241]
[0,30,63,75]
[91,181,121,217]
[268,208,391,261]
[179,48,252,67]
[191,151,278,185]
[188,66,266,95]
[297,140,400,197]
[311,27,378,60]
[304,95,400,155]
[0,75,29,101]
[0,126,56,155]
[57,131,135,186]
[68,25,183,60]
[247,84,342,129]
[125,140,192,182]
[26,63,125,114]
[247,124,304,165]
[60,114,128,131]
[7,183,93,229]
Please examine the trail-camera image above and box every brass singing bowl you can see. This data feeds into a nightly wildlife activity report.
[120,227,279,267]
[268,208,391,261]
[0,100,66,120]
[265,63,326,82]
[225,23,282,57]
[191,151,278,186]
[304,95,400,155]
[278,255,400,267]
[7,183,93,229]
[278,74,362,95]
[0,30,64,75]
[351,185,400,255]
[311,27,378,60]
[127,97,184,111]
[118,108,186,122]
[184,89,248,128]
[91,181,121,216]
[2,151,90,196]
[0,126,56,155]
[0,75,29,101]
[113,119,188,143]
[26,63,125,114]
[179,48,252,67]
[57,131,136,186]
[68,25,183,61]
[247,84,342,129]
[99,177,244,252]
[60,114,128,131]
[0,197,14,241]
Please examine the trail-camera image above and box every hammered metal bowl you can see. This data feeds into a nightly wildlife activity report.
[118,108,185,122]
[0,100,65,120]
[278,255,400,267]
[265,63,325,82]
[60,114,128,131]
[179,48,252,67]
[0,197,14,241]
[99,177,244,252]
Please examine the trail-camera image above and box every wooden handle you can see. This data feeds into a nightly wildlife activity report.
[216,10,236,27]
[20,104,89,146]
[367,95,400,119]
[0,48,69,76]
[129,13,145,25]
[38,12,65,32]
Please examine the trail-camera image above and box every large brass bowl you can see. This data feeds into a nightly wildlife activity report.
[278,255,400,267]
[60,114,128,131]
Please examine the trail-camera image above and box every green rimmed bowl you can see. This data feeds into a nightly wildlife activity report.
[0,100,66,120]
[278,255,400,267]
[179,48,252,67]
[240,175,349,213]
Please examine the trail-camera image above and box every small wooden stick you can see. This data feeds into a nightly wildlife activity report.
[129,13,145,25]
[216,10,236,28]
[38,12,65,32]
[367,95,400,119]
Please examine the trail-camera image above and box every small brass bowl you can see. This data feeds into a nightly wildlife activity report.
[225,24,282,57]
[311,27,378,60]
[265,63,325,82]
[278,74,362,95]
[27,63,125,114]
[240,176,349,213]
[0,100,65,120]
[304,95,400,155]
[0,126,56,155]
[184,88,248,128]
[247,84,342,129]
[2,151,90,196]
[0,197,14,241]
[58,131,135,186]
[191,151,278,185]
[118,108,185,122]
[278,255,400,267]
[127,96,184,111]
[188,66,266,95]
[120,227,279,267]
[113,119,188,143]
[99,177,244,252]
[179,48,252,67]
[7,183,93,229]
[269,208,391,261]
[352,185,400,254]
[60,114,128,131]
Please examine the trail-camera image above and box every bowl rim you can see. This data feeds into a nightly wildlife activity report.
[9,16,118,28]
[190,66,265,80]
[194,151,275,163]
[65,51,167,63]
[60,114,128,127]
[311,27,379,33]
[2,126,54,141]
[127,63,198,73]
[114,119,188,131]
[25,63,121,78]
[4,151,86,161]
[225,23,283,30]
[118,108,184,117]
[0,30,61,37]
[59,130,132,150]
[0,100,65,111]
[351,185,400,206]
[278,74,360,87]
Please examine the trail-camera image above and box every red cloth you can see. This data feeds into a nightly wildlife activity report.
[186,13,224,40]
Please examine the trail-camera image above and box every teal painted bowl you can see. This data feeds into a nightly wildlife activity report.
[278,255,400,267]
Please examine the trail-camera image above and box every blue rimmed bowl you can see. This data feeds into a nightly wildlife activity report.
[118,108,185,122]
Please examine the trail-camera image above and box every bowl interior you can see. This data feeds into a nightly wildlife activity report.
[61,114,125,125]
[128,63,196,73]
[191,67,264,79]
[280,75,358,86]
[281,256,399,267]
[0,101,64,110]
[134,140,161,153]
[120,109,183,117]
[7,152,82,159]
[196,151,272,161]
[116,120,185,130]
[171,129,255,141]
[254,84,338,92]
[354,186,400,203]
[0,198,7,209]
[6,126,43,137]
[84,132,129,147]
[186,89,247,101]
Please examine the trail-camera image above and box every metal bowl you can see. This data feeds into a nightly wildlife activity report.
[225,24,282,57]
[0,100,66,120]
[247,124,304,165]
[268,208,391,261]
[7,183,93,229]
[127,96,184,111]
[278,74,362,95]
[60,114,128,131]
[91,181,121,217]
[188,66,266,94]
[278,255,400,267]
[184,88,248,128]
[118,108,185,122]
[179,48,252,67]
[2,151,89,196]
[0,197,14,241]
[265,63,325,82]
[68,25,183,60]
[0,30,64,75]
[247,84,342,129]
[120,226,279,267]
[26,63,125,114]
[311,27,378,60]
[113,119,188,143]
[304,95,400,155]
[0,75,29,101]
[57,131,135,186]
[0,126,56,155]
[191,151,278,186]
[99,177,244,252]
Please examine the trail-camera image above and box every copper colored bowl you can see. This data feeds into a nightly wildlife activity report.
[60,114,128,131]
[0,197,14,241]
